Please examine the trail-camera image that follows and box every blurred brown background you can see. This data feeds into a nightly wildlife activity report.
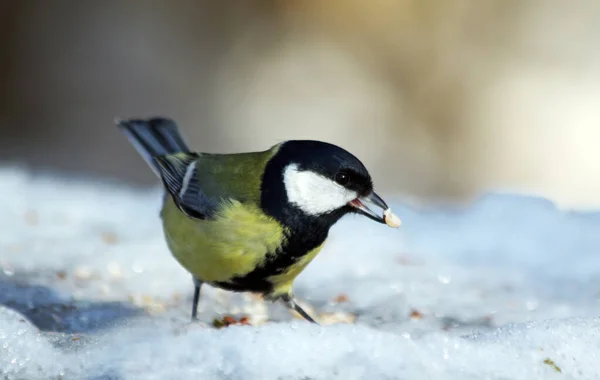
[2,1,600,208]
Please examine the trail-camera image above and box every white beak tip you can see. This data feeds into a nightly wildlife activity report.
[383,208,401,228]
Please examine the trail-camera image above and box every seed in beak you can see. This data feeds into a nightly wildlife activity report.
[383,208,401,228]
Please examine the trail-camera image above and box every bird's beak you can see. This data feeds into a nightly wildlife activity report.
[349,192,401,228]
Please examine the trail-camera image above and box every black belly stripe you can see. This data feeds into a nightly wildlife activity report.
[213,279,272,293]
[212,226,330,295]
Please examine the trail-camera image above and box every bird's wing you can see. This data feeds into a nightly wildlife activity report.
[154,153,220,219]
[153,148,277,220]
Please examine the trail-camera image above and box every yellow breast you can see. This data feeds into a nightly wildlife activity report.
[160,196,287,283]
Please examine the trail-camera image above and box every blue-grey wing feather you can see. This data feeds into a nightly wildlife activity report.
[154,154,220,219]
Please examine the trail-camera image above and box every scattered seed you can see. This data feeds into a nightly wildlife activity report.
[409,309,424,320]
[543,358,561,372]
[319,312,356,325]
[332,294,349,303]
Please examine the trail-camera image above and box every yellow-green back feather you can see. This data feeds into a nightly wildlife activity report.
[187,146,278,204]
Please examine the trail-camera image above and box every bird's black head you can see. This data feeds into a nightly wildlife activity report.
[261,140,390,233]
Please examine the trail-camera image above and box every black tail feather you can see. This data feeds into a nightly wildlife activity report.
[116,117,191,175]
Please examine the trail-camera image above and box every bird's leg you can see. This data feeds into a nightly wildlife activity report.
[191,277,203,321]
[280,294,319,325]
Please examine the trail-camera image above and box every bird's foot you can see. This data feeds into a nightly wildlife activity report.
[279,294,320,325]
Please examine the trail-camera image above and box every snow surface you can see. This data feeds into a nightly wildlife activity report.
[1,166,600,379]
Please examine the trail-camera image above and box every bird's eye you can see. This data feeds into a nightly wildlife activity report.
[335,172,349,185]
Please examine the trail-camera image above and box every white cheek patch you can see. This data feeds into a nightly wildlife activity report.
[283,164,358,215]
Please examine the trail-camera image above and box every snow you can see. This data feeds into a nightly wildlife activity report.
[1,167,600,379]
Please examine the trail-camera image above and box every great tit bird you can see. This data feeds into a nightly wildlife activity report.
[117,117,400,324]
